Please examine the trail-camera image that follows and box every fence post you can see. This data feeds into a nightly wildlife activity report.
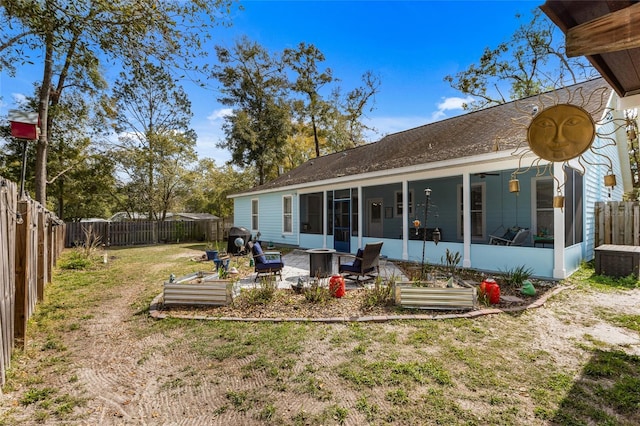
[14,200,31,349]
[37,210,47,301]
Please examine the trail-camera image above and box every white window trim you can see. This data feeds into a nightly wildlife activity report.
[251,198,259,232]
[282,194,293,234]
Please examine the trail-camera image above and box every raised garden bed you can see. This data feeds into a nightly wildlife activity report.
[163,272,233,306]
[395,277,477,310]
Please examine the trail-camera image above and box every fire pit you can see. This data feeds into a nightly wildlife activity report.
[306,248,336,278]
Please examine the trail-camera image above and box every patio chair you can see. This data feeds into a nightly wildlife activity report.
[338,241,384,283]
[489,227,530,246]
[248,241,284,281]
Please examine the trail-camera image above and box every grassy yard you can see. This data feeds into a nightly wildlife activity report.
[0,243,639,425]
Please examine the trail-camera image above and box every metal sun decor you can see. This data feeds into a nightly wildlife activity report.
[508,83,628,208]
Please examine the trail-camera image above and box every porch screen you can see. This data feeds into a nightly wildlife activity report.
[300,193,323,234]
[564,166,584,246]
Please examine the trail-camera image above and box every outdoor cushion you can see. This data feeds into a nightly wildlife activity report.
[340,263,374,274]
[252,241,267,264]
[353,249,363,269]
[255,258,284,271]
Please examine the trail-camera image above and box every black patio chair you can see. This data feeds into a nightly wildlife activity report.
[338,241,384,283]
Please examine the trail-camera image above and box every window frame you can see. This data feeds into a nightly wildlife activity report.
[251,198,259,232]
[282,195,293,234]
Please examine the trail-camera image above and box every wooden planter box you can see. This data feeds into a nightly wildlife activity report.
[395,282,477,310]
[163,272,233,306]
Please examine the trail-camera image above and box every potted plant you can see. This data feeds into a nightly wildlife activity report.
[204,242,219,261]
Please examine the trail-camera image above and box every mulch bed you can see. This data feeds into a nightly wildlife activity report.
[156,263,559,320]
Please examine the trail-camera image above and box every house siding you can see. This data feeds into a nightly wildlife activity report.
[230,80,631,279]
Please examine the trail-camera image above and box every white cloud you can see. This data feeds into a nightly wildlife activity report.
[437,96,474,112]
[11,92,28,107]
[207,108,232,122]
[363,96,475,141]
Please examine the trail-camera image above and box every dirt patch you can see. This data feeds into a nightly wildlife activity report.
[3,245,639,426]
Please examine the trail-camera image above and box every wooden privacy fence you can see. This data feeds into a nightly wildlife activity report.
[0,175,65,387]
[65,219,231,248]
[594,201,640,247]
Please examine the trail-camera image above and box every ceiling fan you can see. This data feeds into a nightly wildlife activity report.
[474,172,500,178]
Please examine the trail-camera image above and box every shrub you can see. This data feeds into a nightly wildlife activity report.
[304,282,331,303]
[58,250,93,270]
[238,278,277,306]
[361,277,395,309]
[499,264,534,286]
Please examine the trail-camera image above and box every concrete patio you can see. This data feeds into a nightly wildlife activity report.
[236,249,409,290]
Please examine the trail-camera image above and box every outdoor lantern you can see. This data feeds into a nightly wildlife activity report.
[413,219,421,235]
[509,178,520,193]
[553,195,565,209]
[604,173,616,187]
[432,228,441,245]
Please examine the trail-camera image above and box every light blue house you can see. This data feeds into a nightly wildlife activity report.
[230,79,634,279]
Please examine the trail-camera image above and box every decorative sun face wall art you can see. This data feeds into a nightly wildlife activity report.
[527,104,596,162]
[509,81,627,207]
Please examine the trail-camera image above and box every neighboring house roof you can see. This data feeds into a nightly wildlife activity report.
[108,212,219,221]
[235,78,612,195]
[541,1,640,99]
[166,212,220,221]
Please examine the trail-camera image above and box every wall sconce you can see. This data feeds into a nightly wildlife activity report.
[413,219,421,235]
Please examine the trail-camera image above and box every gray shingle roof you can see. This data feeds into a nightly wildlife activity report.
[238,78,611,194]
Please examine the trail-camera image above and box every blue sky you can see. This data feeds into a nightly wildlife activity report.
[1,0,542,163]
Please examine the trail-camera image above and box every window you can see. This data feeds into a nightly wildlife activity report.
[533,178,554,238]
[251,199,259,231]
[283,195,292,233]
[395,189,414,216]
[458,183,485,239]
[299,193,323,234]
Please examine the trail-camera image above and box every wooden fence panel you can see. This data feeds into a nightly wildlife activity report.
[0,176,64,386]
[64,219,228,248]
[595,201,640,248]
[0,177,17,387]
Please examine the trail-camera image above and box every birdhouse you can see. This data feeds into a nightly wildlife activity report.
[8,110,40,140]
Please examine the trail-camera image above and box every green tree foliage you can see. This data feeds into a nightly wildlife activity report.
[213,37,292,185]
[326,70,381,152]
[110,62,197,221]
[0,0,235,204]
[284,42,335,158]
[0,89,116,220]
[213,38,381,183]
[183,159,257,219]
[444,9,594,111]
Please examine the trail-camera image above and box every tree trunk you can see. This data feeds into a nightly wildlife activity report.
[35,32,54,204]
